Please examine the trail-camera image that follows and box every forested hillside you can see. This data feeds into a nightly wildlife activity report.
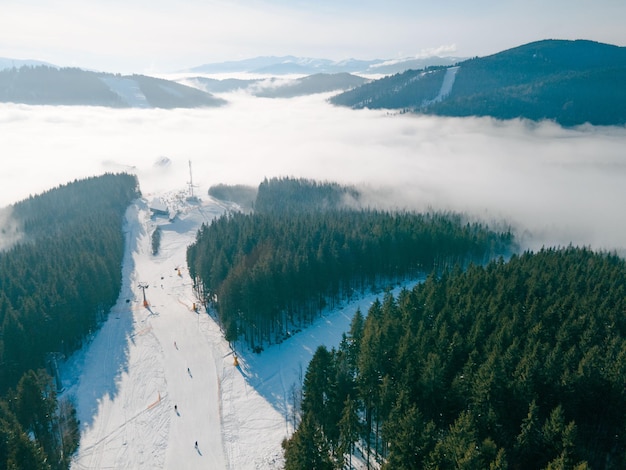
[253,73,368,98]
[331,39,626,126]
[330,67,446,110]
[283,247,626,469]
[189,72,368,97]
[254,177,361,214]
[0,173,139,469]
[426,40,626,126]
[0,66,124,106]
[187,178,513,349]
[0,66,225,108]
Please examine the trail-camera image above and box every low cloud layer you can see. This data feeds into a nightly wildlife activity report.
[1,93,625,254]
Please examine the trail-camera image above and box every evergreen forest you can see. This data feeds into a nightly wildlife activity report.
[329,67,446,112]
[187,178,513,349]
[0,65,225,108]
[0,66,124,107]
[253,177,361,214]
[0,173,140,469]
[283,247,626,469]
[330,39,626,126]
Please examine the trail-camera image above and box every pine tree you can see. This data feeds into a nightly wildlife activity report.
[283,412,333,470]
[383,403,435,470]
[302,346,339,447]
[14,370,57,463]
[338,395,361,469]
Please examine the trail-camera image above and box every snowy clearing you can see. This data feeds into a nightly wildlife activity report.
[423,65,459,106]
[99,76,150,108]
[60,191,418,469]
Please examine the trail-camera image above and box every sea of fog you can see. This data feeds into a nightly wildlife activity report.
[1,91,625,254]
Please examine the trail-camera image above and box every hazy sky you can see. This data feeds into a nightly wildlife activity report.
[1,94,625,254]
[1,0,625,73]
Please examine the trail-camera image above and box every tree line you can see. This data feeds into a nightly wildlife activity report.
[0,173,139,469]
[283,247,626,469]
[254,176,361,214]
[187,178,513,349]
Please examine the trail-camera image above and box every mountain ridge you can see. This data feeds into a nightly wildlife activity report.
[0,65,226,108]
[184,55,463,75]
[330,39,626,126]
[185,72,369,97]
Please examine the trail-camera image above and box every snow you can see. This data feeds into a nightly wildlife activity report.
[60,189,419,469]
[437,66,459,100]
[99,76,150,108]
[423,66,459,107]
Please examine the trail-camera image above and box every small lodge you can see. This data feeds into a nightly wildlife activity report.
[149,198,169,217]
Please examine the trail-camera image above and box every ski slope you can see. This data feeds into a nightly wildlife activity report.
[60,190,416,469]
[423,66,459,107]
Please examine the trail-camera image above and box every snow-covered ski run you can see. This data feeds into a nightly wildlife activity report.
[60,191,415,469]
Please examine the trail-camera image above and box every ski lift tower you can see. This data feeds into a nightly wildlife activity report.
[138,282,149,307]
[186,160,200,203]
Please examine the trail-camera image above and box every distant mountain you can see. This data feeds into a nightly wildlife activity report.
[186,72,368,97]
[0,57,57,70]
[330,39,626,126]
[185,55,462,75]
[184,77,258,94]
[0,65,225,108]
[255,73,369,98]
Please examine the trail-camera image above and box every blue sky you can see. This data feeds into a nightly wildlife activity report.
[1,0,625,73]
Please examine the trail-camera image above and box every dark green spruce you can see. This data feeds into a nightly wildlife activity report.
[284,247,626,469]
[187,177,513,349]
[0,173,140,469]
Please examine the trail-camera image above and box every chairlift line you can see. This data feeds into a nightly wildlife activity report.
[187,160,199,201]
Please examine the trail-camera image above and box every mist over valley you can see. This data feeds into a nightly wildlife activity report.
[1,90,624,255]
